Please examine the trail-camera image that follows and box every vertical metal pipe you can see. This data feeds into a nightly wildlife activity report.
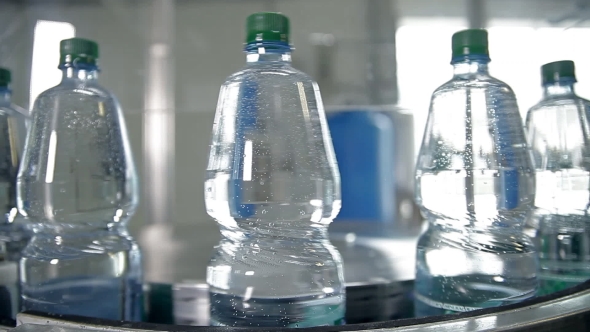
[467,0,487,29]
[263,0,278,12]
[365,0,398,105]
[143,0,176,225]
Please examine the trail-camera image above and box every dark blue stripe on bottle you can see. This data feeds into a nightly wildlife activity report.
[230,79,257,218]
[492,95,519,210]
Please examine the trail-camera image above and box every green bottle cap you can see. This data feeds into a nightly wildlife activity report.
[246,12,290,44]
[541,60,576,85]
[0,68,11,86]
[452,29,489,60]
[59,38,99,67]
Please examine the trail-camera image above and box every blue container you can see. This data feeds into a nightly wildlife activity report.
[328,110,395,223]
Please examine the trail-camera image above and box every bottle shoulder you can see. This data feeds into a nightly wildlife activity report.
[223,64,315,86]
[528,94,590,113]
[36,81,116,102]
[434,74,515,96]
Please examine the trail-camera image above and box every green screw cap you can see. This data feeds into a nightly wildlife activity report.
[541,60,576,85]
[0,68,11,86]
[246,12,290,44]
[452,29,489,60]
[59,38,99,67]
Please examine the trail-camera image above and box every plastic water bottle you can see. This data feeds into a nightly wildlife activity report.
[413,29,538,317]
[0,67,29,320]
[205,12,345,328]
[17,38,142,321]
[525,60,590,295]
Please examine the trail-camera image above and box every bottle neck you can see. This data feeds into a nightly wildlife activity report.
[60,65,99,82]
[543,80,576,98]
[0,86,11,104]
[451,56,490,76]
[245,41,292,64]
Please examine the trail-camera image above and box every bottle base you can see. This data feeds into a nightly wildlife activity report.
[0,261,18,320]
[538,263,590,296]
[414,274,537,318]
[209,292,345,327]
[22,276,143,321]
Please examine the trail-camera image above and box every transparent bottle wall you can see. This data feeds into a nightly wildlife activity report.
[2,0,590,327]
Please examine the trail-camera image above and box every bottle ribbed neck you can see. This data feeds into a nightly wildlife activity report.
[62,66,99,81]
[543,80,575,98]
[245,42,292,64]
[452,59,490,76]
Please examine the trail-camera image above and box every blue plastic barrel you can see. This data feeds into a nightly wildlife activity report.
[327,110,396,224]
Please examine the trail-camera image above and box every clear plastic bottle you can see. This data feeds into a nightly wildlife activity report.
[414,29,538,317]
[0,67,29,320]
[205,12,345,328]
[525,60,590,295]
[17,38,142,321]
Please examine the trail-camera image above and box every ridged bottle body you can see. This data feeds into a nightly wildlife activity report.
[17,68,142,321]
[414,59,538,317]
[526,82,590,295]
[205,49,344,327]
